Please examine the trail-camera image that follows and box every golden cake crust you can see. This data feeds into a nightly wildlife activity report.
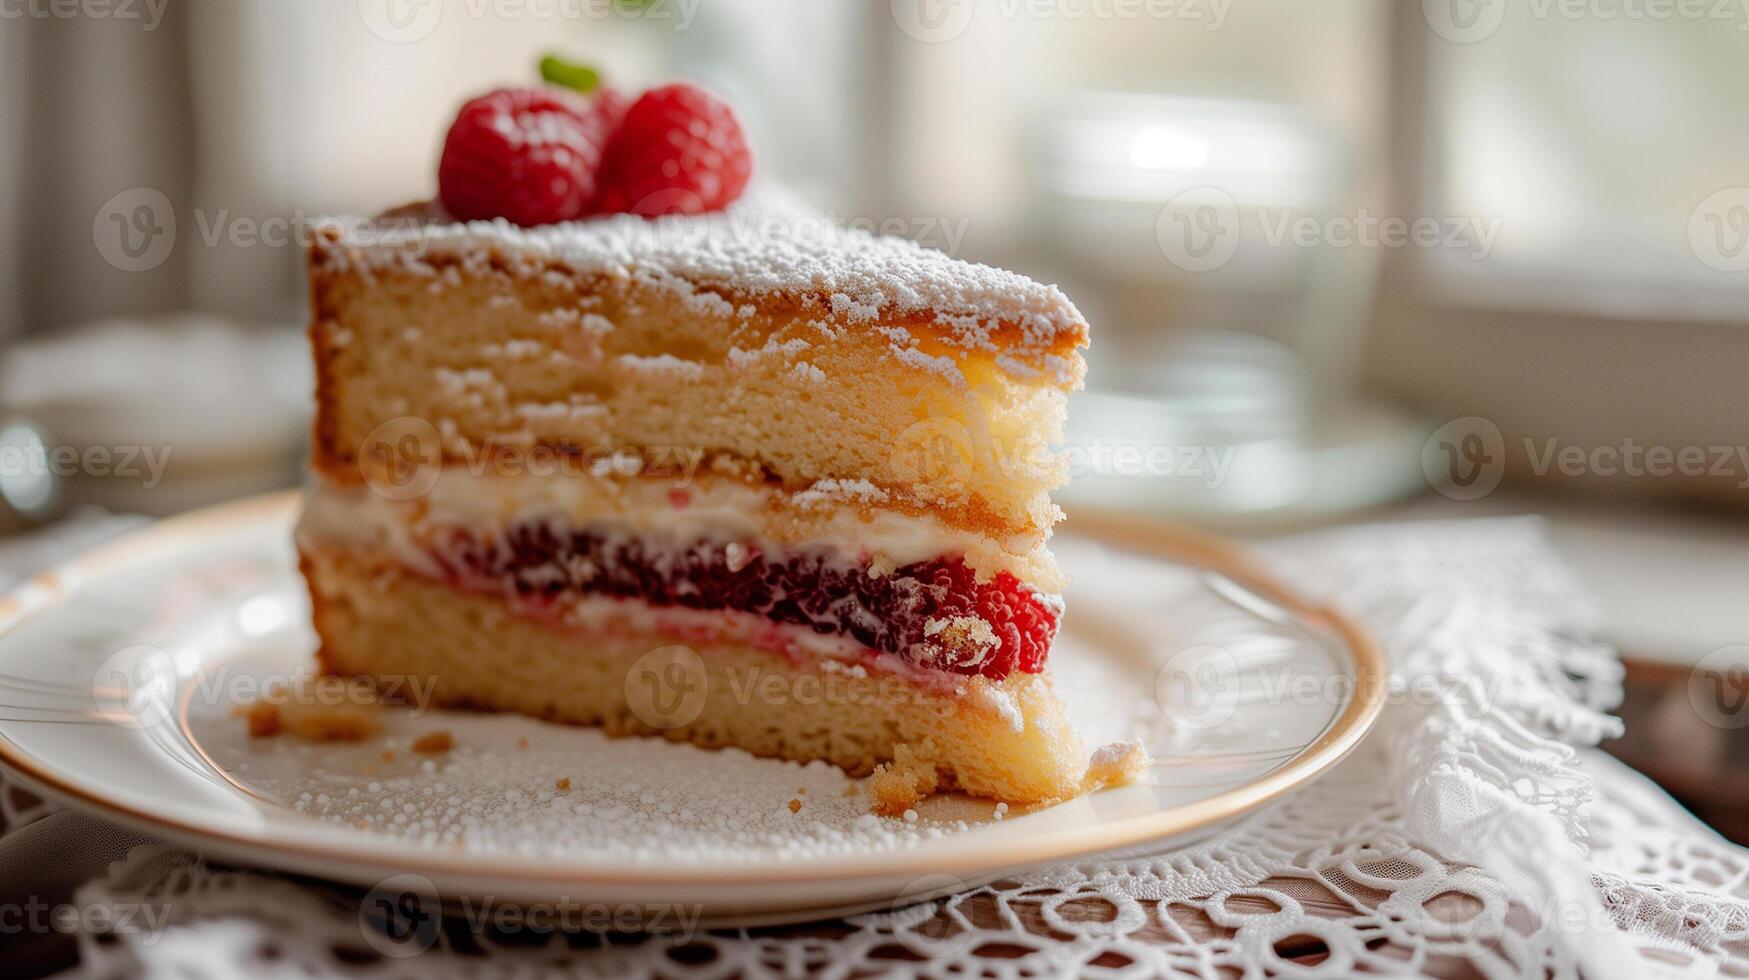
[306,208,1088,542]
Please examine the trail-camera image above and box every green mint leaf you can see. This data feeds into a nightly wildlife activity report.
[539,55,600,96]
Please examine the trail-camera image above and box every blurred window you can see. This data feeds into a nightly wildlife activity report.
[1421,6,1749,320]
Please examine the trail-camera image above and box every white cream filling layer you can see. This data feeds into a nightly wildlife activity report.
[299,468,1043,578]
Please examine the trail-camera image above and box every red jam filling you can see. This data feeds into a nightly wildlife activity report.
[429,521,1057,678]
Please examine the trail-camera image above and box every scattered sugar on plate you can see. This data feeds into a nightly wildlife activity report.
[195,710,944,863]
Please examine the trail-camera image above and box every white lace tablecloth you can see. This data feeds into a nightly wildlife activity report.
[2,515,1745,979]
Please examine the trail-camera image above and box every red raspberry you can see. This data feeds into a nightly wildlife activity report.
[438,87,615,226]
[592,83,752,216]
[588,85,630,136]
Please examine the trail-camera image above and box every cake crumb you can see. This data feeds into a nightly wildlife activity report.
[1080,739,1152,793]
[240,677,380,743]
[517,736,530,751]
[555,777,572,792]
[923,616,999,666]
[867,742,942,816]
[413,731,455,755]
[381,750,396,762]
[787,798,802,814]
[245,702,281,738]
[842,784,859,798]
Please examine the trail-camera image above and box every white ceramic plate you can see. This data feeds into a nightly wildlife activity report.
[0,493,1382,925]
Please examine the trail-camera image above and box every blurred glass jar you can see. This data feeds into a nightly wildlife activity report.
[1029,93,1427,527]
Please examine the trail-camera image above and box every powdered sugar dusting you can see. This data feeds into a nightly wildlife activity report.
[888,344,968,389]
[200,712,971,863]
[614,352,707,378]
[314,193,1088,386]
[725,335,811,368]
[792,478,891,509]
